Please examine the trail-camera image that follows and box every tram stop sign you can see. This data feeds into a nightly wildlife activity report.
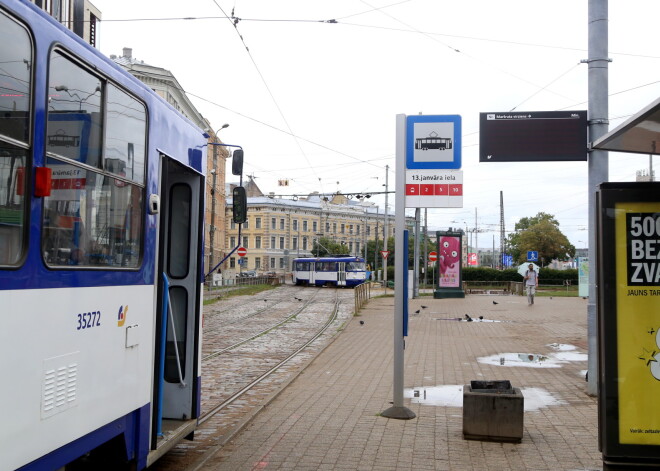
[237,247,247,257]
[429,251,438,262]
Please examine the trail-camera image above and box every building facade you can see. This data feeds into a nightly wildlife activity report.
[110,48,229,276]
[30,0,101,46]
[224,186,398,277]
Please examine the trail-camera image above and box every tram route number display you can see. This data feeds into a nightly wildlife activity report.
[626,213,660,287]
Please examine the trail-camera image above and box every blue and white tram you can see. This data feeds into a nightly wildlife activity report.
[0,1,207,469]
[293,257,367,287]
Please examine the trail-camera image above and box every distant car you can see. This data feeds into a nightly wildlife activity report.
[240,270,257,278]
[265,271,277,277]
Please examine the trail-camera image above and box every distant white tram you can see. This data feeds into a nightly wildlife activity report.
[293,257,367,287]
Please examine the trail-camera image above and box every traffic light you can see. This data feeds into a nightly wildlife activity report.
[232,149,244,176]
[232,186,247,224]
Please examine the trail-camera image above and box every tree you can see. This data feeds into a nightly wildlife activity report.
[507,212,575,265]
[312,237,350,257]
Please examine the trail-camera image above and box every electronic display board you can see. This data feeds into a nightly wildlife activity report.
[480,111,587,162]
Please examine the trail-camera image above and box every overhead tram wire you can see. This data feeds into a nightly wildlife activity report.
[98,14,660,60]
[210,0,326,195]
[509,63,582,112]
[358,0,574,104]
[119,66,385,170]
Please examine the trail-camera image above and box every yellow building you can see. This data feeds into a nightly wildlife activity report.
[224,187,397,277]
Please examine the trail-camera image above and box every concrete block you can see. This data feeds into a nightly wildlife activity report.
[463,380,524,443]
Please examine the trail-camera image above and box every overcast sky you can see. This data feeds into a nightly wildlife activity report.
[92,0,660,249]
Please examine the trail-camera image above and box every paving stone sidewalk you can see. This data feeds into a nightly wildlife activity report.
[200,294,602,471]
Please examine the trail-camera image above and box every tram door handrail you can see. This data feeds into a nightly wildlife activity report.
[156,273,187,436]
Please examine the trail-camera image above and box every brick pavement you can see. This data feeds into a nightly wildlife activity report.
[199,293,602,471]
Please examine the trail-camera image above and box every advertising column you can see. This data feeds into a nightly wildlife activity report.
[434,230,464,299]
[598,182,660,470]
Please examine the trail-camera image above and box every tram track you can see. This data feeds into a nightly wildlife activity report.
[201,288,323,362]
[199,291,340,424]
[151,285,355,471]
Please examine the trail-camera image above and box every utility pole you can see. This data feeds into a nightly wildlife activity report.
[585,0,609,396]
[374,207,380,279]
[499,191,505,269]
[383,165,389,289]
[475,207,478,266]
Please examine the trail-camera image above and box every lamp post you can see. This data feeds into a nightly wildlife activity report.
[209,124,229,275]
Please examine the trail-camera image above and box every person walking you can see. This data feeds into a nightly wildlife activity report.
[524,263,538,305]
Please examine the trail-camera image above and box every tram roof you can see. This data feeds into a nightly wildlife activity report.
[592,96,660,155]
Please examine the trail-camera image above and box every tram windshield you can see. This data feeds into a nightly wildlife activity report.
[346,261,365,271]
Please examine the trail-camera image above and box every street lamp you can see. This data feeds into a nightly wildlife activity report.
[209,124,230,274]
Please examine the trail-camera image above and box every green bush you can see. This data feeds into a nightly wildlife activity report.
[461,267,578,285]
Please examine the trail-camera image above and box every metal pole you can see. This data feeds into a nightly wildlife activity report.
[363,209,367,262]
[209,143,217,273]
[383,165,389,290]
[586,0,609,396]
[381,114,415,419]
[374,207,379,279]
[474,207,478,265]
[413,208,420,298]
[423,208,428,287]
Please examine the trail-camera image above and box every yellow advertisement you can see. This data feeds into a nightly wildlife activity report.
[616,202,660,445]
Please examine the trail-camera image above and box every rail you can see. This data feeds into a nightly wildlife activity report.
[202,288,321,362]
[199,292,341,425]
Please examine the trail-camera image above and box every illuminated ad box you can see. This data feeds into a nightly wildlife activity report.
[433,230,464,299]
[597,182,660,470]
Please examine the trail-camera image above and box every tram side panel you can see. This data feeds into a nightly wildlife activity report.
[1,285,153,471]
[0,1,206,468]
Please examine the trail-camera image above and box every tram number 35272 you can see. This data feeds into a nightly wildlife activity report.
[76,311,101,330]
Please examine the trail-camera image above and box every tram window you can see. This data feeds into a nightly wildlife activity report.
[168,183,191,278]
[295,262,310,271]
[42,157,143,268]
[165,286,187,383]
[104,84,146,184]
[0,12,31,144]
[317,262,337,272]
[47,51,102,168]
[0,145,27,266]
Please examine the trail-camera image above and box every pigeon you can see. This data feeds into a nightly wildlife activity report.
[492,300,499,305]
[478,316,484,320]
[421,305,428,309]
[414,309,421,315]
[264,299,268,302]
[464,314,473,322]
[359,320,365,325]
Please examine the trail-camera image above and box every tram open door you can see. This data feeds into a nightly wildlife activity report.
[337,262,347,286]
[151,155,204,459]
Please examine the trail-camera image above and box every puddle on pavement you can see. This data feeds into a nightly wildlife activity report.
[404,385,566,411]
[477,344,587,368]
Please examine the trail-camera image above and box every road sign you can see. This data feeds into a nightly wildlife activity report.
[527,251,538,262]
[405,169,463,208]
[428,251,437,262]
[406,115,462,169]
[380,250,390,259]
[237,247,247,257]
